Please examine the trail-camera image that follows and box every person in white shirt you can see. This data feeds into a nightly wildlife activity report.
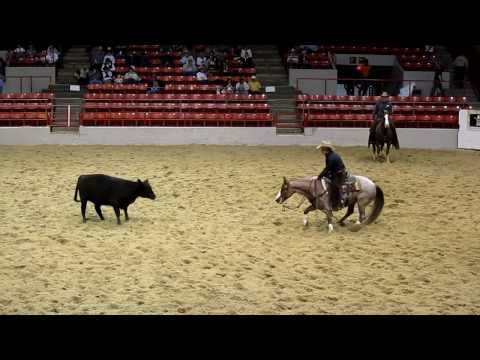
[240,47,253,67]
[222,79,234,94]
[46,46,59,65]
[14,45,26,54]
[196,68,208,81]
[182,58,197,75]
[181,52,194,65]
[453,54,469,89]
[196,55,207,68]
[103,47,116,65]
[124,66,142,83]
[235,78,250,94]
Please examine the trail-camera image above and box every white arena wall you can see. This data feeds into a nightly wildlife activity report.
[0,126,458,149]
[458,109,480,150]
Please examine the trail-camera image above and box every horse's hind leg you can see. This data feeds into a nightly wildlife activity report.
[338,203,355,226]
[303,204,316,226]
[326,210,334,233]
[357,203,367,224]
[371,144,377,161]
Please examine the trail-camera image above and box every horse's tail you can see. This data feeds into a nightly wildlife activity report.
[364,185,384,225]
[73,177,81,202]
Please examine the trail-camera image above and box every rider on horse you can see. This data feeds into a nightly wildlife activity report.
[369,91,400,149]
[316,141,348,210]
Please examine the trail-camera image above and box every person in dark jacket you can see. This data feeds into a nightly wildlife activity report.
[369,91,393,145]
[316,141,348,210]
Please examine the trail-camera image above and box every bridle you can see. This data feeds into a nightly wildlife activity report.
[281,178,328,212]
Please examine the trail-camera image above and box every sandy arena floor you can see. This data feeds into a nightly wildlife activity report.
[0,145,479,314]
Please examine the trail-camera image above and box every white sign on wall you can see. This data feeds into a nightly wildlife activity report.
[458,110,480,150]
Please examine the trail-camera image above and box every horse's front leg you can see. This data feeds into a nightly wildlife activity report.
[303,204,316,226]
[386,142,391,164]
[371,144,377,161]
[326,210,334,233]
[338,203,355,226]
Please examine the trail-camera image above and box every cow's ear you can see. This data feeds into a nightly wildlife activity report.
[283,176,287,184]
[145,179,149,184]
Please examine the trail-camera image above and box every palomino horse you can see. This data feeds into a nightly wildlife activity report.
[369,110,400,163]
[275,175,384,233]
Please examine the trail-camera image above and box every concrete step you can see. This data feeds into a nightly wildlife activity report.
[276,128,304,135]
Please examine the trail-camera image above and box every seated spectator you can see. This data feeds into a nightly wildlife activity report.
[103,47,116,65]
[91,46,105,68]
[0,75,5,94]
[88,68,103,84]
[222,79,235,94]
[196,55,207,69]
[182,58,197,75]
[14,44,26,54]
[114,74,124,84]
[0,58,6,77]
[46,45,60,65]
[26,44,36,57]
[148,79,164,94]
[74,67,89,85]
[240,47,254,67]
[196,68,208,82]
[286,48,299,67]
[248,75,262,94]
[101,58,115,73]
[181,51,194,65]
[124,66,142,83]
[235,78,250,94]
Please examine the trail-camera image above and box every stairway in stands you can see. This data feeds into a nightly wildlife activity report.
[50,45,89,133]
[250,45,303,135]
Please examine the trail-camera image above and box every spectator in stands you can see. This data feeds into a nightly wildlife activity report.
[453,54,469,89]
[74,67,89,85]
[196,67,208,82]
[46,45,60,65]
[101,59,115,83]
[431,61,445,96]
[14,44,26,54]
[26,44,36,57]
[240,47,254,67]
[287,48,299,67]
[181,51,194,66]
[207,53,218,71]
[196,55,208,69]
[0,58,5,77]
[124,66,142,83]
[114,74,124,84]
[222,79,235,94]
[148,80,163,94]
[248,75,262,94]
[0,75,4,94]
[235,78,250,94]
[88,67,103,84]
[103,47,116,65]
[91,46,105,69]
[182,58,197,75]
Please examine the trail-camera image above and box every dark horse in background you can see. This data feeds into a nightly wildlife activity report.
[368,110,400,163]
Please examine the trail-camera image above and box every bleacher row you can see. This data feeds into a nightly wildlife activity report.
[0,93,54,126]
[297,95,468,128]
[114,66,256,76]
[85,93,268,101]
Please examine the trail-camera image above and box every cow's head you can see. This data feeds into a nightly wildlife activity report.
[137,179,156,200]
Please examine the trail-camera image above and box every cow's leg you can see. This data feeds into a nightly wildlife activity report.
[303,204,316,226]
[94,204,105,220]
[113,206,121,225]
[123,207,129,221]
[81,200,87,223]
[338,203,355,226]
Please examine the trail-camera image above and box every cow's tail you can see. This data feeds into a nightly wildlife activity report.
[74,177,81,202]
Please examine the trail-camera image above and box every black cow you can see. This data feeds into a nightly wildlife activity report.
[74,174,156,225]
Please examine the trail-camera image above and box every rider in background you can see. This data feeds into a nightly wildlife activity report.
[316,141,348,210]
[369,91,393,145]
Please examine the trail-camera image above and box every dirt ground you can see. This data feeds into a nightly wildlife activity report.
[0,145,479,314]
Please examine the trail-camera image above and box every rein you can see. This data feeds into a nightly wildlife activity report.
[282,178,327,212]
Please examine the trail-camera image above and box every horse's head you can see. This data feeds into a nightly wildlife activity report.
[275,177,295,204]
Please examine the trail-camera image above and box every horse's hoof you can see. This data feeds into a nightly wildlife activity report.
[328,224,334,233]
[82,219,87,224]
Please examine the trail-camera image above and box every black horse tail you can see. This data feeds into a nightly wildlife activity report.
[73,177,81,202]
[364,185,384,225]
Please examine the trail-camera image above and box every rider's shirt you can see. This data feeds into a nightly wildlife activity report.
[319,151,346,180]
[373,99,393,118]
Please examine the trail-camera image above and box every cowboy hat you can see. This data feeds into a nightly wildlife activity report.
[381,91,389,97]
[316,141,334,151]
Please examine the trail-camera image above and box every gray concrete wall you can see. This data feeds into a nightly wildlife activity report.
[402,70,450,96]
[0,50,7,60]
[0,126,458,149]
[289,69,337,95]
[5,67,55,93]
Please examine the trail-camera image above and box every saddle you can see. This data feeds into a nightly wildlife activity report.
[319,174,361,210]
